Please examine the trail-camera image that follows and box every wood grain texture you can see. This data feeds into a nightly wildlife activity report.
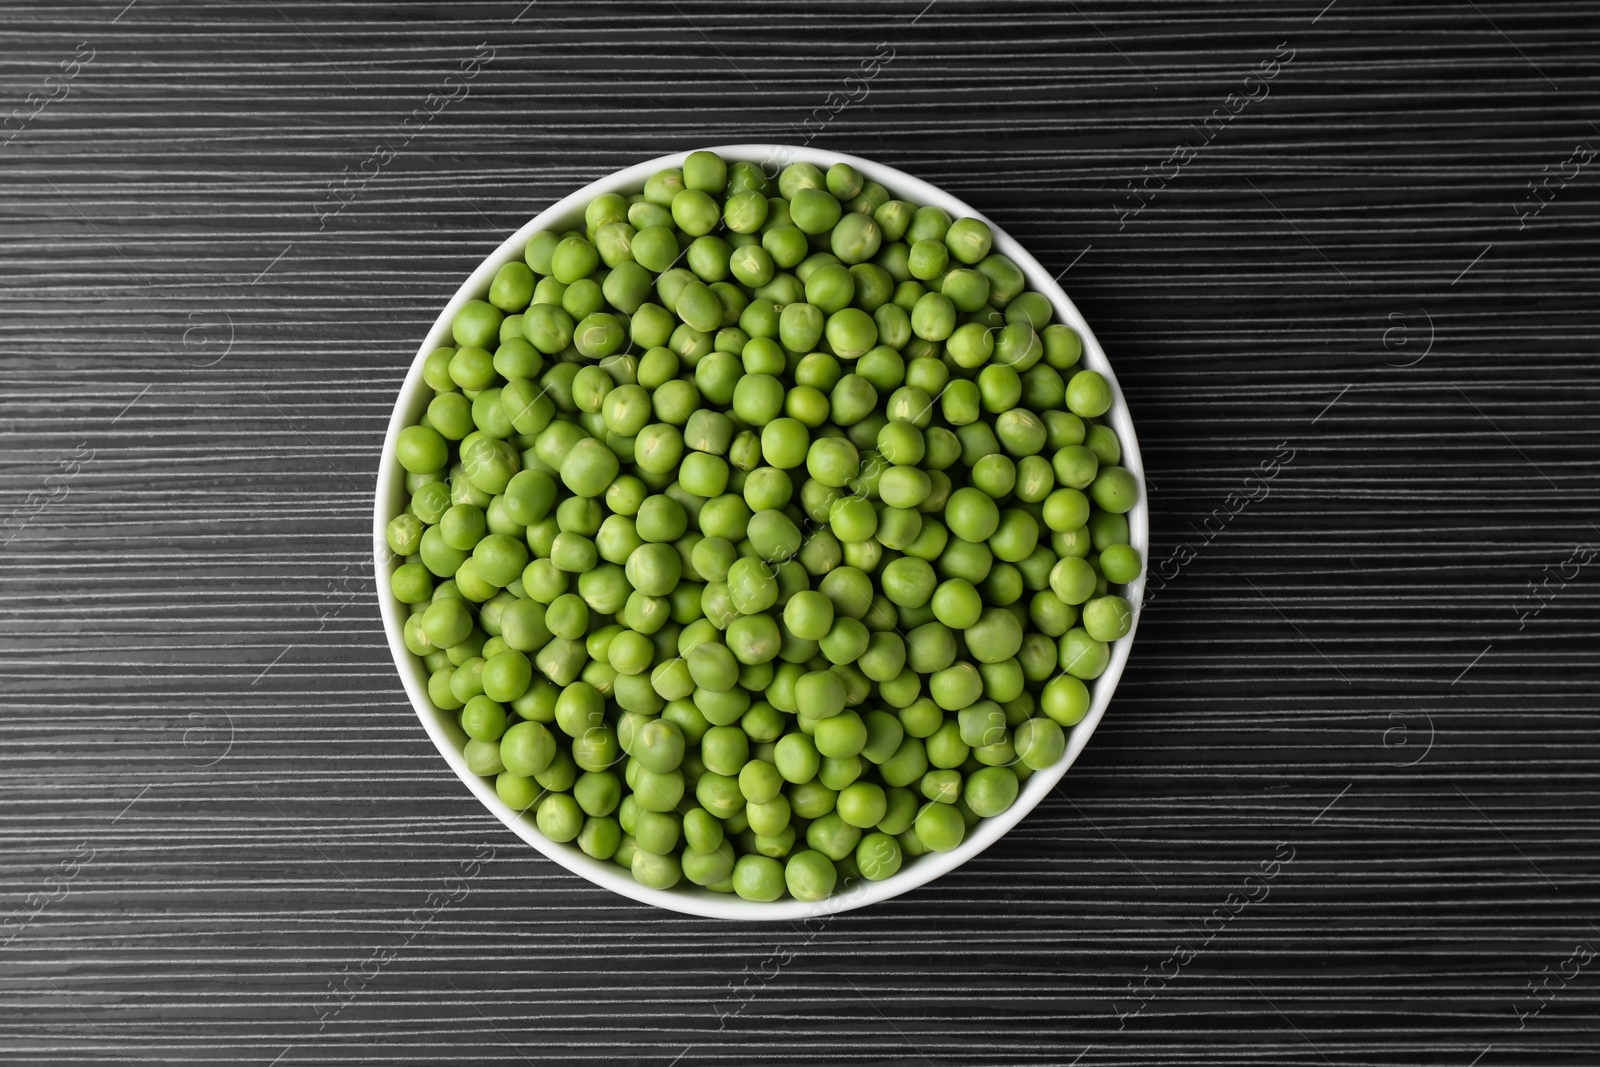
[2,0,1598,1064]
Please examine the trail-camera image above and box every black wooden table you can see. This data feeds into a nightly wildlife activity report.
[4,2,1598,1064]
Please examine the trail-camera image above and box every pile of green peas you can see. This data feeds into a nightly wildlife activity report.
[387,151,1141,904]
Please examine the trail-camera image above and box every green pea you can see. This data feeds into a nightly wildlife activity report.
[420,597,471,649]
[1049,443,1098,490]
[770,587,831,642]
[773,163,820,200]
[1066,369,1112,418]
[630,765,684,813]
[761,224,809,268]
[994,322,1042,370]
[781,850,836,902]
[453,300,504,349]
[802,810,858,861]
[1082,594,1133,641]
[806,438,859,488]
[1060,626,1110,679]
[729,243,775,288]
[907,238,949,281]
[944,323,992,371]
[825,308,878,359]
[496,771,539,811]
[681,149,727,192]
[549,237,598,284]
[849,263,895,313]
[856,832,903,880]
[461,436,520,495]
[1042,323,1082,369]
[811,708,865,758]
[914,802,965,852]
[1037,675,1088,728]
[945,217,993,265]
[790,187,842,234]
[671,188,721,236]
[831,781,883,829]
[764,730,820,786]
[672,808,720,857]
[1014,716,1067,771]
[388,558,432,603]
[498,720,556,777]
[920,768,961,804]
[1100,544,1142,584]
[1087,512,1130,554]
[967,252,1020,306]
[1084,422,1122,466]
[629,223,678,273]
[909,291,955,342]
[633,424,684,476]
[533,792,582,843]
[988,508,1040,564]
[524,230,561,273]
[725,189,770,233]
[831,212,882,265]
[732,757,779,804]
[594,221,636,270]
[480,648,531,701]
[1090,466,1139,514]
[803,261,852,311]
[942,268,991,312]
[745,790,791,836]
[963,765,1018,817]
[395,425,447,475]
[410,482,452,526]
[457,694,504,743]
[631,848,682,889]
[731,854,785,901]
[577,816,622,860]
[817,162,858,200]
[631,807,680,855]
[681,843,735,887]
[522,304,574,355]
[795,669,847,719]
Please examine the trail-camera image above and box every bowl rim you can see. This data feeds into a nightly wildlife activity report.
[374,143,1147,921]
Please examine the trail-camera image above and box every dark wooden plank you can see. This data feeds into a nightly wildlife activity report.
[2,0,1598,1063]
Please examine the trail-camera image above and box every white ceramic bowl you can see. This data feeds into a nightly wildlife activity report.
[375,145,1146,920]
